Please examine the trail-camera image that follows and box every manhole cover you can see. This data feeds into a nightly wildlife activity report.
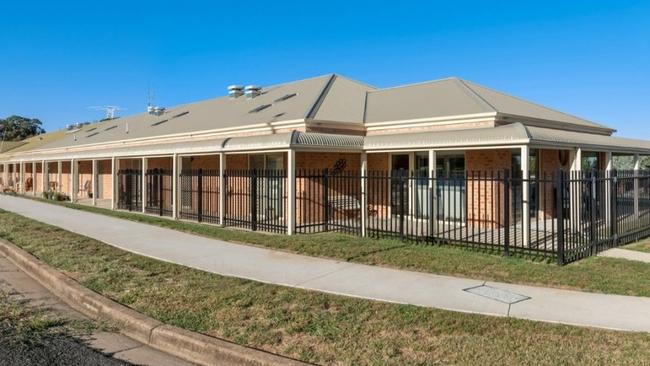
[463,284,531,305]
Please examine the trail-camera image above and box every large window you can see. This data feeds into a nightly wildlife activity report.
[581,152,599,171]
[512,149,539,217]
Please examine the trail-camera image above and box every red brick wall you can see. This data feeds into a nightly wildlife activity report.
[465,149,512,227]
[538,149,571,219]
[77,161,93,199]
[367,153,390,220]
[295,152,361,226]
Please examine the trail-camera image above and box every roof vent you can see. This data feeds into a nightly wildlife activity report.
[147,105,166,116]
[244,85,262,99]
[228,85,244,98]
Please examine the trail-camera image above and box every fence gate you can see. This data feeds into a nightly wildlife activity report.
[144,169,173,217]
[179,169,220,224]
[224,170,287,233]
[117,169,142,211]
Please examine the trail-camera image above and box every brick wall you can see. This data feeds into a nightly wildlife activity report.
[366,153,390,220]
[295,152,361,226]
[77,161,93,199]
[97,160,113,199]
[465,149,512,227]
[538,149,571,219]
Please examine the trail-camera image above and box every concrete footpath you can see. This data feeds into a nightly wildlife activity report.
[0,245,195,366]
[1,195,649,333]
[599,247,650,264]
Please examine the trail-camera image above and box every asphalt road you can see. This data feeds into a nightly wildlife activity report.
[0,335,133,366]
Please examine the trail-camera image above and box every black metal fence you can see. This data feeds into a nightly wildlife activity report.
[295,169,650,264]
[224,170,287,233]
[117,169,142,211]
[113,166,650,264]
[179,169,220,224]
[296,170,362,235]
[144,169,173,217]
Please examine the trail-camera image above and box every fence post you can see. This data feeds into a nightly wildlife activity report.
[555,170,566,265]
[610,169,618,247]
[588,171,598,254]
[219,154,225,227]
[633,154,640,218]
[399,173,405,239]
[323,169,329,231]
[503,169,511,256]
[287,150,296,235]
[360,153,368,237]
[141,158,147,213]
[251,169,257,231]
[172,154,178,220]
[197,168,203,223]
[159,170,164,216]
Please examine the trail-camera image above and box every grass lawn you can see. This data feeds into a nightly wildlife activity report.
[623,237,650,253]
[26,197,650,297]
[1,209,649,365]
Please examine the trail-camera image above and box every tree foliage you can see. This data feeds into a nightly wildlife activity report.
[0,115,46,141]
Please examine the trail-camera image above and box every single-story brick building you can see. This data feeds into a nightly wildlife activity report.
[1,74,649,261]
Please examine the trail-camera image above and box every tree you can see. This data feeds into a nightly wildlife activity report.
[0,115,46,141]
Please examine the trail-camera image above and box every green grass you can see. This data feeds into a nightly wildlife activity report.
[623,237,650,253]
[27,197,650,297]
[1,209,649,365]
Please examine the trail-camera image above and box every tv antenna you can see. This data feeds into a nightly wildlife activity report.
[87,106,125,120]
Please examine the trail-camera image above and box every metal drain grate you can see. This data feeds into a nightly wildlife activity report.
[463,285,531,305]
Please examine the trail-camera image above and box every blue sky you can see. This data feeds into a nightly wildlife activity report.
[1,1,648,137]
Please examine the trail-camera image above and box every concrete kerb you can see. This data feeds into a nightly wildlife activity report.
[0,238,309,366]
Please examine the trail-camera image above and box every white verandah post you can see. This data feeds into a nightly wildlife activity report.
[360,152,368,237]
[219,153,225,227]
[111,157,117,210]
[70,159,78,202]
[428,150,437,235]
[141,157,147,213]
[2,163,7,190]
[32,161,36,196]
[570,148,582,226]
[91,159,98,206]
[521,146,530,247]
[42,160,48,193]
[172,153,178,219]
[19,162,25,194]
[604,152,613,228]
[57,161,62,193]
[634,153,641,218]
[287,150,296,235]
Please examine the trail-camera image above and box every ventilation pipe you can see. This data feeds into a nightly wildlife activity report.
[244,85,262,99]
[228,85,244,98]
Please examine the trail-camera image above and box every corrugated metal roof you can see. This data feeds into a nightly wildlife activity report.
[222,131,364,152]
[364,123,530,150]
[527,126,650,153]
[36,75,341,151]
[365,122,650,153]
[364,77,613,133]
[461,80,613,130]
[0,130,68,156]
[365,78,494,123]
[0,141,26,153]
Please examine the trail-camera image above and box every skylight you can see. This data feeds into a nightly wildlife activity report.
[105,125,117,131]
[172,111,190,119]
[274,93,297,103]
[151,119,169,126]
[249,104,272,113]
[86,132,99,138]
